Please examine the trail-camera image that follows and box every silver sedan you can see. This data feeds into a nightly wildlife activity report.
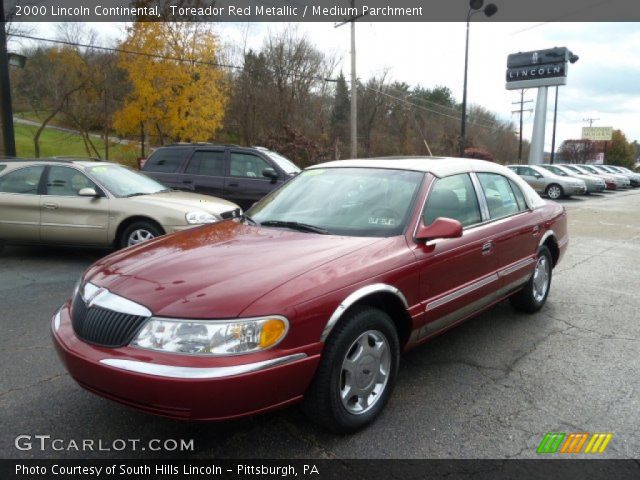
[539,164,606,193]
[507,164,587,200]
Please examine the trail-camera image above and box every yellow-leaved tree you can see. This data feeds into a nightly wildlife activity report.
[113,22,228,145]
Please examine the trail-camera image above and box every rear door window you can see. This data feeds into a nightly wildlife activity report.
[144,148,190,173]
[185,151,226,176]
[476,173,521,219]
[0,166,45,194]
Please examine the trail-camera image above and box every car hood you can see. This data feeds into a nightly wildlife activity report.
[127,191,239,215]
[84,221,381,318]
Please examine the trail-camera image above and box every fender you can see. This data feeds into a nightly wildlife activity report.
[320,283,408,342]
[538,229,557,248]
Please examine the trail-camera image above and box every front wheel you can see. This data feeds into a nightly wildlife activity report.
[545,184,564,200]
[302,306,400,433]
[119,221,163,249]
[510,245,552,313]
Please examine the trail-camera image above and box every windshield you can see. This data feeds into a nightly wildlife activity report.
[564,165,583,174]
[249,167,424,237]
[580,165,598,174]
[541,165,567,176]
[263,150,301,175]
[86,164,169,197]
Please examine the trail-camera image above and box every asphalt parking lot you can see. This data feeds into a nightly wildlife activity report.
[1,189,639,460]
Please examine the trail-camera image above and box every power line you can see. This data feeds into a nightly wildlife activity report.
[11,33,338,84]
[382,83,506,129]
[12,33,243,70]
[361,84,511,133]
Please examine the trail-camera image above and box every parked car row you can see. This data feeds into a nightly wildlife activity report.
[507,163,639,199]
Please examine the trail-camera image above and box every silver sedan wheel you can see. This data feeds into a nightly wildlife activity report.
[532,255,550,302]
[547,185,562,199]
[339,330,391,415]
[127,229,155,246]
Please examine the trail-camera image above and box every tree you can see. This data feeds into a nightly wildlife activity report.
[15,46,89,157]
[558,139,596,164]
[113,22,228,145]
[464,147,494,162]
[330,71,349,150]
[605,129,635,168]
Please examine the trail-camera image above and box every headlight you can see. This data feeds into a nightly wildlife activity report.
[185,211,219,224]
[131,316,289,355]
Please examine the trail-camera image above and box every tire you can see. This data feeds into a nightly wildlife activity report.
[0,241,4,254]
[510,245,552,313]
[302,306,400,433]
[119,221,163,249]
[545,184,564,200]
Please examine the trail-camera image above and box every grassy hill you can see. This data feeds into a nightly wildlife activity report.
[14,122,140,168]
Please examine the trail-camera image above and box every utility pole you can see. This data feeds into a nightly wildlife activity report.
[0,3,16,157]
[511,89,532,163]
[103,71,109,160]
[583,117,599,127]
[335,0,366,159]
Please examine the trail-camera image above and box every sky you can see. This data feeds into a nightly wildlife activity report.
[20,21,640,152]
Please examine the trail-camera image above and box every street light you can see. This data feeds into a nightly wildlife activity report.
[460,0,498,157]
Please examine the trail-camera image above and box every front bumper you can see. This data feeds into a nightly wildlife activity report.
[564,184,587,195]
[51,303,321,420]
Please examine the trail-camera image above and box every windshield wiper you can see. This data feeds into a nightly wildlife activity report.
[260,220,329,235]
[240,213,257,225]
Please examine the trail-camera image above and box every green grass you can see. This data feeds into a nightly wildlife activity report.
[14,122,140,168]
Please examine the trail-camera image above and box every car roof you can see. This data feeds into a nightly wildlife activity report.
[0,158,121,170]
[310,156,546,209]
[313,156,514,178]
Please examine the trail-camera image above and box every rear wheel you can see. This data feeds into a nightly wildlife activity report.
[302,306,400,433]
[119,221,163,249]
[510,245,552,313]
[545,184,564,200]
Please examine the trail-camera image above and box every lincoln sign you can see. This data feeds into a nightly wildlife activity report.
[506,47,575,90]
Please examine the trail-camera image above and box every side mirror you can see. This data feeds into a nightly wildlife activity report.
[415,217,463,242]
[78,187,98,197]
[262,168,279,182]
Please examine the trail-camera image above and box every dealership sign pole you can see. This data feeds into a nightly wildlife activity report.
[506,47,578,165]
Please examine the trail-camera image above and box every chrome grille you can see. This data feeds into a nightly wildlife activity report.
[71,293,148,348]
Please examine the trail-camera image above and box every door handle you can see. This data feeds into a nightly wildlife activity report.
[43,203,58,210]
[532,225,541,236]
[481,241,493,255]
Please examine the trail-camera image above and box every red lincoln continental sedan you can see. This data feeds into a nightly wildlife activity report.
[52,157,568,432]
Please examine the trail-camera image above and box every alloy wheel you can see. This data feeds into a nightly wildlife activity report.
[532,255,550,302]
[127,229,155,246]
[339,330,391,415]
[547,185,562,199]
